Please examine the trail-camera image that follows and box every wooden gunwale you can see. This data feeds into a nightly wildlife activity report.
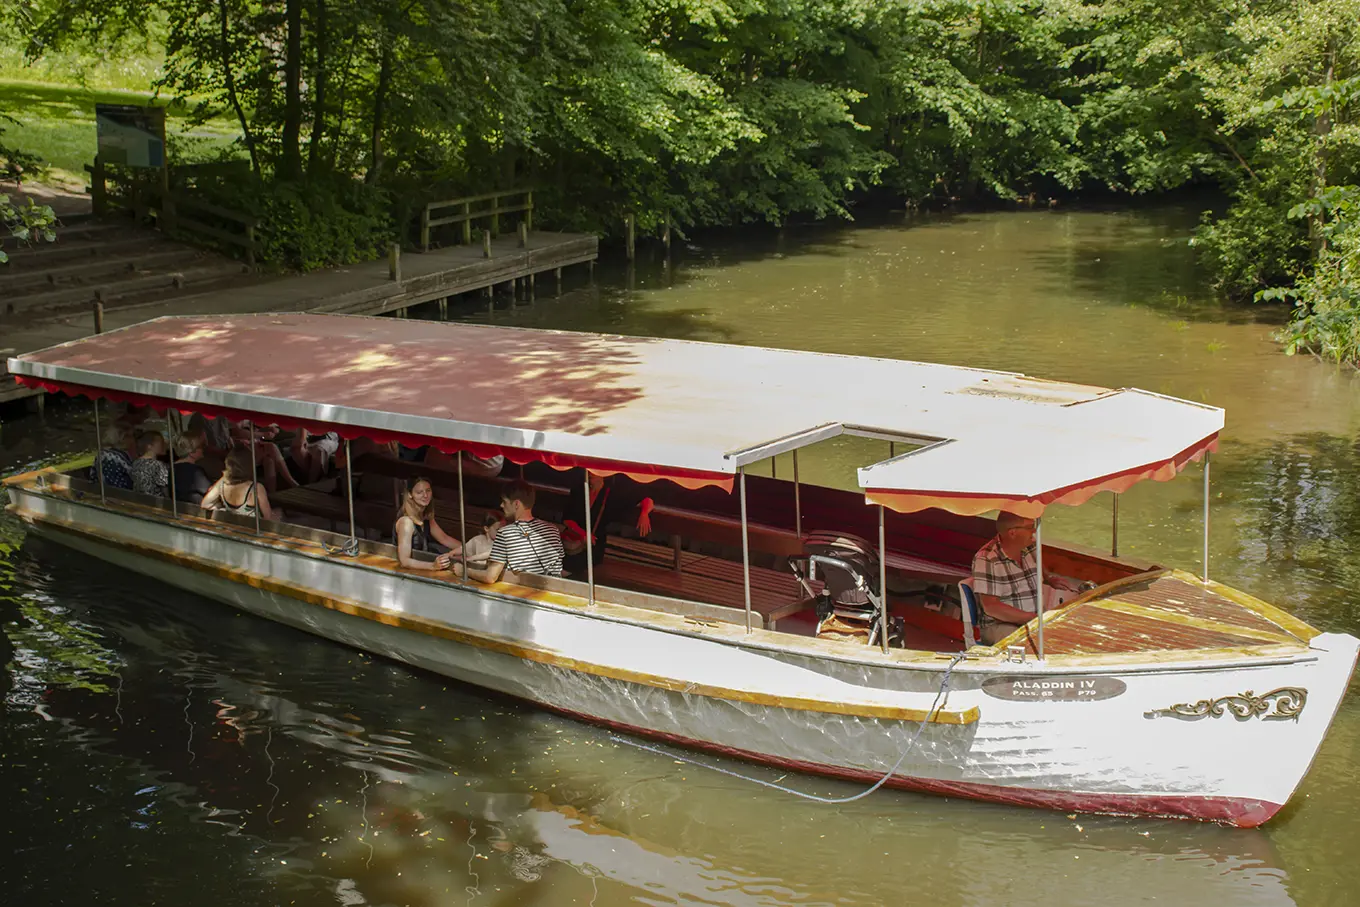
[3,468,1319,674]
[15,502,977,726]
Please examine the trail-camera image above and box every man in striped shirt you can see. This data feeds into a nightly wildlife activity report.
[462,482,564,582]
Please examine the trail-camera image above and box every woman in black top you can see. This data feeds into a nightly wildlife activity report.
[394,476,462,571]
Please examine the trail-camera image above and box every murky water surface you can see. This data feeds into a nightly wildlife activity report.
[5,206,1360,905]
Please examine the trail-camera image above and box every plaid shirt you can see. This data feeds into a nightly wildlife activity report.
[971,536,1039,617]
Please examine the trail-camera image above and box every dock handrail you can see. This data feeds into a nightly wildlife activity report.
[420,188,533,251]
[86,159,261,266]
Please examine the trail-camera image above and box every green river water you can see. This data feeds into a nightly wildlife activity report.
[3,205,1360,905]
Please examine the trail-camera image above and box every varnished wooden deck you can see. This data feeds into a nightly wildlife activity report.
[1030,572,1315,656]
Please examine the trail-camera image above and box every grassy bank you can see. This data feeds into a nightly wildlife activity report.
[1,76,242,189]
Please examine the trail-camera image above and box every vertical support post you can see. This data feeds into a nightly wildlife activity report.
[1203,451,1211,583]
[483,229,492,259]
[792,449,801,538]
[1035,516,1045,660]
[438,297,448,320]
[91,155,107,216]
[889,441,896,458]
[662,211,671,254]
[526,190,533,233]
[584,471,596,607]
[878,505,889,654]
[457,454,468,585]
[491,194,500,238]
[93,296,105,334]
[461,203,471,245]
[421,206,430,252]
[345,439,357,550]
[388,242,401,282]
[518,221,527,248]
[167,411,178,517]
[624,212,635,261]
[1111,492,1120,557]
[248,422,260,534]
[739,466,753,633]
[245,224,256,268]
[93,399,107,505]
[771,456,777,480]
[555,267,563,296]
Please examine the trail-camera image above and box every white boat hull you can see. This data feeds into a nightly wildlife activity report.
[13,486,1357,826]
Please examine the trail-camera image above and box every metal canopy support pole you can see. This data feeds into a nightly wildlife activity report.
[93,400,106,505]
[584,471,596,606]
[457,455,467,584]
[1203,451,1211,583]
[1035,516,1045,660]
[889,441,896,458]
[344,439,357,551]
[771,456,776,480]
[248,422,260,534]
[792,450,802,538]
[739,467,753,633]
[1111,492,1119,557]
[167,413,178,517]
[878,505,889,654]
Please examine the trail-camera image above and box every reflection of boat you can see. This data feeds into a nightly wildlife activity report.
[6,313,1357,826]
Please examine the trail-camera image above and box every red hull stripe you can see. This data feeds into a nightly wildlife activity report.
[555,708,1281,827]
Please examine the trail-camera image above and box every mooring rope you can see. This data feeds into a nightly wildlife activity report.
[609,651,969,804]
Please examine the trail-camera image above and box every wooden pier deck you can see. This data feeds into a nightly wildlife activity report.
[1,230,597,405]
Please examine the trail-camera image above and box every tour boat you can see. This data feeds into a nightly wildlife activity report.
[5,313,1355,827]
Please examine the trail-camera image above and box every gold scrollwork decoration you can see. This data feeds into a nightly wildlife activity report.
[1144,687,1307,721]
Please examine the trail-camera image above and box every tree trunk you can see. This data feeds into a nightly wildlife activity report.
[366,38,393,184]
[219,0,260,175]
[281,0,304,180]
[306,0,329,177]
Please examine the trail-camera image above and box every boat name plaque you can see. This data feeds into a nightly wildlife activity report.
[981,676,1127,702]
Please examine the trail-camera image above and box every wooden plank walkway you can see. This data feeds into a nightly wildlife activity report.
[1,230,598,404]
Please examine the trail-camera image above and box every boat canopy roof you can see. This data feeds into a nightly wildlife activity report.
[8,313,1222,515]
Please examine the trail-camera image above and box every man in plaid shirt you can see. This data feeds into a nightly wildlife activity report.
[971,512,1081,644]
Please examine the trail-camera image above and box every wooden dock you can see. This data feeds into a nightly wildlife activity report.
[1,229,598,406]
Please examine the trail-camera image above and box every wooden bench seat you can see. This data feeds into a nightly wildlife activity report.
[273,486,390,533]
[599,536,819,629]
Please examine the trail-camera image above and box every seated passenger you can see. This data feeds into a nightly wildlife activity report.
[463,513,504,569]
[562,470,655,576]
[461,482,563,582]
[971,512,1082,645]
[90,424,136,490]
[289,429,340,485]
[130,431,170,496]
[393,476,463,572]
[172,429,213,506]
[230,420,300,493]
[202,448,275,520]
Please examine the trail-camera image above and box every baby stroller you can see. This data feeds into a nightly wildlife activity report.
[791,530,903,647]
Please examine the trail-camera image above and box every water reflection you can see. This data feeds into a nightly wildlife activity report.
[6,206,1360,905]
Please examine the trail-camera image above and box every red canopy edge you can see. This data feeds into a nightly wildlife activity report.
[865,433,1219,518]
[19,376,734,493]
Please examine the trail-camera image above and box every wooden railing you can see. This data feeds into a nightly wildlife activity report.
[420,188,533,252]
[86,158,261,266]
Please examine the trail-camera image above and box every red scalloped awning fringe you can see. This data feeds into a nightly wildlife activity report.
[865,433,1219,517]
[18,376,733,493]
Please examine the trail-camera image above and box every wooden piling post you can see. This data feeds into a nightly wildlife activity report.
[529,272,535,299]
[663,211,671,254]
[526,190,533,233]
[92,295,105,334]
[245,224,256,268]
[438,297,448,320]
[555,267,563,295]
[483,229,492,259]
[420,206,431,252]
[462,203,472,245]
[518,221,527,248]
[388,242,402,282]
[624,212,635,261]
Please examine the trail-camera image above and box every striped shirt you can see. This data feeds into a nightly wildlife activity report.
[489,519,564,576]
[971,537,1038,616]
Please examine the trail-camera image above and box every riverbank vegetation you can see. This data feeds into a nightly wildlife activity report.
[0,0,1356,358]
